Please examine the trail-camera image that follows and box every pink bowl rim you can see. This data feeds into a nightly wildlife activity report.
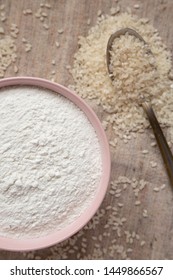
[0,76,111,251]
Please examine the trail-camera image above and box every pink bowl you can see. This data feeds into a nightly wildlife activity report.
[0,77,111,251]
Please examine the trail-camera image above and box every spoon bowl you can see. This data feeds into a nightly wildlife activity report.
[106,28,147,77]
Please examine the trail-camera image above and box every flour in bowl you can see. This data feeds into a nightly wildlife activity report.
[0,86,102,238]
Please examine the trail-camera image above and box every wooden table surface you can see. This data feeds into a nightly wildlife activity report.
[0,0,173,260]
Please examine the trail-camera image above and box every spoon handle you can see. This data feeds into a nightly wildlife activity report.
[142,101,173,186]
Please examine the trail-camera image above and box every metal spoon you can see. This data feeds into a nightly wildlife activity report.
[106,27,173,186]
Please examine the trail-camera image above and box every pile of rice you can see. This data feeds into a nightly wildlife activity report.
[70,13,173,141]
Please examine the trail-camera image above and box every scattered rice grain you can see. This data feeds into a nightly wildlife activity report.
[43,23,49,29]
[97,10,102,17]
[25,42,32,52]
[160,184,166,190]
[151,142,156,147]
[142,150,149,154]
[150,161,157,168]
[118,203,123,207]
[22,37,27,43]
[58,28,64,34]
[55,41,60,48]
[14,65,18,73]
[109,190,115,195]
[140,240,146,247]
[143,209,148,218]
[127,248,133,253]
[45,3,51,9]
[110,7,120,15]
[134,4,140,9]
[42,12,48,17]
[135,200,141,206]
[0,36,17,76]
[135,234,140,240]
[23,9,32,15]
[153,187,160,192]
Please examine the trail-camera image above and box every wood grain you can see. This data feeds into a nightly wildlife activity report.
[0,0,173,260]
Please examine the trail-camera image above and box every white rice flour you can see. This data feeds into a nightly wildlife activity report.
[0,86,102,238]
